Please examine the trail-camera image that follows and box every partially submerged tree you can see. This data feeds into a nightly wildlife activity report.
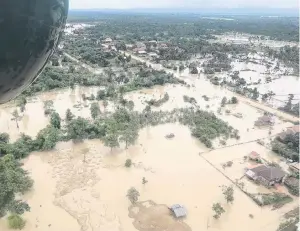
[212,203,225,219]
[0,154,33,217]
[125,159,132,168]
[7,214,26,230]
[43,100,54,115]
[222,185,234,203]
[35,125,61,150]
[120,123,139,149]
[97,90,106,100]
[221,97,227,107]
[103,132,119,151]
[126,187,140,204]
[231,96,238,104]
[142,177,148,185]
[90,102,101,119]
[65,109,74,122]
[12,109,20,129]
[50,112,61,129]
[0,133,9,144]
[17,96,27,112]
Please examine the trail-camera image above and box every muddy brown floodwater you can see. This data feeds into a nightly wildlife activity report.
[0,55,298,230]
[129,201,192,231]
[0,123,294,231]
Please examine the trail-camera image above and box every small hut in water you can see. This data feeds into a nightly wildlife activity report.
[170,204,187,218]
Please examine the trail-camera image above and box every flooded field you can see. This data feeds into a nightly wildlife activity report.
[0,52,298,231]
[64,23,94,35]
[0,123,293,231]
[211,33,299,48]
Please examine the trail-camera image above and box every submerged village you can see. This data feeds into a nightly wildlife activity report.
[0,13,299,231]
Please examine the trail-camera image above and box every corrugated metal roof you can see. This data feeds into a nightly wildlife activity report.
[170,204,187,218]
[250,165,286,181]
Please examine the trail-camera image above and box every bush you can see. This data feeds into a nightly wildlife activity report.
[0,133,9,143]
[231,96,238,104]
[7,214,26,229]
[125,159,132,168]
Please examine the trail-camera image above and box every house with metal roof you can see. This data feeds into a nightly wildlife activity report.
[254,115,274,127]
[170,204,187,218]
[245,165,286,186]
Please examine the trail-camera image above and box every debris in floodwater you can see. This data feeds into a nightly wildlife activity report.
[165,133,175,139]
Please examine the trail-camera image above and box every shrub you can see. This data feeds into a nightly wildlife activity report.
[231,96,238,104]
[125,159,132,168]
[7,214,26,229]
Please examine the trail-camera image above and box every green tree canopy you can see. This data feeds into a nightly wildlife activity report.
[0,155,33,217]
[126,187,140,204]
[90,102,101,119]
[50,112,61,129]
[222,186,234,203]
[212,203,225,219]
[35,125,61,150]
[65,109,75,122]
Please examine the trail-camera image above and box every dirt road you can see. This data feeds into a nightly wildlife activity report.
[124,52,300,123]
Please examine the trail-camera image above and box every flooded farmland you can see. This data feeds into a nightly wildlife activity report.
[0,123,293,231]
[1,12,299,231]
[0,72,297,231]
[211,33,299,48]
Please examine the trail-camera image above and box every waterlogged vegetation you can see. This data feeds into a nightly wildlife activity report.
[0,154,32,217]
[249,192,293,209]
[0,11,299,231]
[272,133,299,161]
[0,102,236,219]
[63,107,236,149]
[21,58,181,98]
[7,214,26,230]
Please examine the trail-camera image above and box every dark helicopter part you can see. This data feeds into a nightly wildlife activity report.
[0,0,69,103]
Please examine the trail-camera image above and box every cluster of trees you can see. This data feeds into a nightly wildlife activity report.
[22,65,105,96]
[278,94,299,116]
[177,108,238,148]
[220,71,261,101]
[0,154,33,217]
[222,185,234,203]
[126,187,140,204]
[0,101,241,224]
[212,185,234,219]
[221,96,238,107]
[90,102,101,119]
[63,34,117,66]
[21,61,181,104]
[68,13,298,42]
[183,95,197,105]
[212,203,225,219]
[284,176,299,196]
[265,45,299,75]
[0,102,240,219]
[65,107,139,150]
[203,53,232,74]
[146,93,169,107]
[272,133,299,161]
[129,68,181,90]
[63,106,237,149]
